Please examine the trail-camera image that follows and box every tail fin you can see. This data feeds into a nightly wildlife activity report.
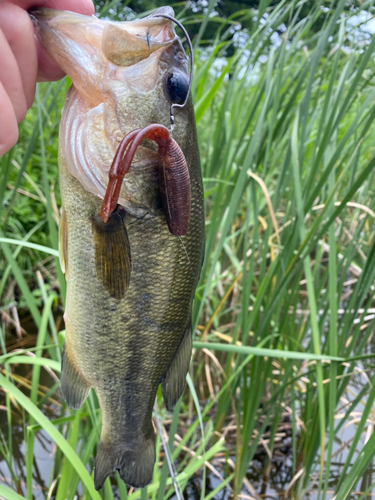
[94,436,155,490]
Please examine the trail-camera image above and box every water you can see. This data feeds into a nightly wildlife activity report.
[0,321,374,499]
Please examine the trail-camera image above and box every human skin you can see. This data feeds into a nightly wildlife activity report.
[0,0,95,156]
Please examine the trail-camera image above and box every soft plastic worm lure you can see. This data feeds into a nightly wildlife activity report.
[101,124,190,236]
[101,13,193,236]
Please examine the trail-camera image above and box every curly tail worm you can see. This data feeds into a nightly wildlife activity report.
[101,124,190,236]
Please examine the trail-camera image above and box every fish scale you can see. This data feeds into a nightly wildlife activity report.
[60,137,203,486]
[36,7,204,489]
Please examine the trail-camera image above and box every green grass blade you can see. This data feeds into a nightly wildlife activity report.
[0,374,100,500]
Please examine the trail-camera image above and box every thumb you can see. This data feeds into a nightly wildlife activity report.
[3,0,95,82]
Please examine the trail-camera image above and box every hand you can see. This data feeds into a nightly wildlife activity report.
[0,0,95,156]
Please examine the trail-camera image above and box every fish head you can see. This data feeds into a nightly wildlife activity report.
[32,7,190,122]
[33,7,193,213]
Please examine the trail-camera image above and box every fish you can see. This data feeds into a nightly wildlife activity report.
[33,7,205,490]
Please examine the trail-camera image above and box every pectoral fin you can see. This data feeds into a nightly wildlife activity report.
[91,207,131,300]
[59,207,68,275]
[61,343,90,409]
[161,323,192,411]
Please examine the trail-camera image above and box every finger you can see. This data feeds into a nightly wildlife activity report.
[0,3,38,109]
[2,0,95,83]
[0,81,19,156]
[3,0,94,16]
[0,29,27,122]
[35,0,95,81]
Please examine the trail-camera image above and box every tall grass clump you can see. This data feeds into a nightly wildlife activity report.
[2,0,375,498]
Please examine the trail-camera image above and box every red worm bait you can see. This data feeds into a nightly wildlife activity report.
[101,125,191,236]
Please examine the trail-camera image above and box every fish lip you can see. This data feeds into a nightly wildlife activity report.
[29,7,94,23]
[31,7,178,68]
[105,18,176,45]
[29,7,176,35]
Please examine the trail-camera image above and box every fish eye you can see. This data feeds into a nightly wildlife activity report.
[165,72,189,105]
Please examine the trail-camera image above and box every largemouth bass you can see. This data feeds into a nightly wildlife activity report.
[34,7,204,490]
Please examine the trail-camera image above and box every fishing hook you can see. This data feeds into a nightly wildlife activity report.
[153,13,194,128]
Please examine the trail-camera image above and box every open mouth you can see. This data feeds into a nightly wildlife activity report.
[102,18,176,67]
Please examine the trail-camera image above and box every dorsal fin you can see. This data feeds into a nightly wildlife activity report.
[61,343,91,409]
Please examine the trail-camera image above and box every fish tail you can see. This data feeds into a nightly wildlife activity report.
[94,436,155,490]
[118,437,155,489]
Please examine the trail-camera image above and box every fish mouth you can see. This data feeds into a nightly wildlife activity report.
[31,7,188,215]
[102,18,176,67]
[31,7,177,68]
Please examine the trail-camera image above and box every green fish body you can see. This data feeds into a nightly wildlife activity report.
[35,7,204,489]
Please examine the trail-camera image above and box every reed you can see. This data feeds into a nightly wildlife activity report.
[2,0,375,498]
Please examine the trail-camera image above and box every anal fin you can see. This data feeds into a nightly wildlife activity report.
[91,206,131,300]
[161,323,192,411]
[61,343,90,409]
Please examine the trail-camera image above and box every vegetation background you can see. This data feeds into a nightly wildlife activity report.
[1,0,375,498]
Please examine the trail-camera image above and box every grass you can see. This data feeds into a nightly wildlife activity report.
[2,0,375,498]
